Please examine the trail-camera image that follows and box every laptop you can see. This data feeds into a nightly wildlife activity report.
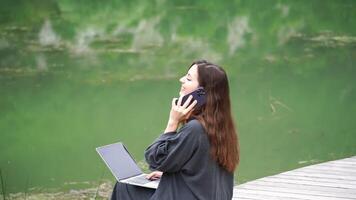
[96,142,159,189]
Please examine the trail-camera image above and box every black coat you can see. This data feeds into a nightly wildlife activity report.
[111,119,234,200]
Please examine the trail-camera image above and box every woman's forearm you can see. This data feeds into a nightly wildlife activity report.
[164,120,178,133]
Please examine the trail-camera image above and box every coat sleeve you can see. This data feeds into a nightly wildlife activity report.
[144,120,202,173]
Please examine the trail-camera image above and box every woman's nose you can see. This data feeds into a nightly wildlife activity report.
[179,76,184,83]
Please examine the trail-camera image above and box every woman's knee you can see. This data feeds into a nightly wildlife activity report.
[111,182,155,200]
[111,182,127,200]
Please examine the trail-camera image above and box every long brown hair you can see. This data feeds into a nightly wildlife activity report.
[189,60,239,173]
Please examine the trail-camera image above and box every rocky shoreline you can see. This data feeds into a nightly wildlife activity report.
[2,180,114,200]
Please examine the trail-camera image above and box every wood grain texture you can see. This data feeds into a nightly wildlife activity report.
[233,156,356,200]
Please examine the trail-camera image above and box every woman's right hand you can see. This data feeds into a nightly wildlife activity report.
[146,171,163,180]
[165,95,197,133]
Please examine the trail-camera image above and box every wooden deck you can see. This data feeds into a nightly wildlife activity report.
[233,156,356,200]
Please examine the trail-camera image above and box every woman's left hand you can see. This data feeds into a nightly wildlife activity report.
[146,171,163,180]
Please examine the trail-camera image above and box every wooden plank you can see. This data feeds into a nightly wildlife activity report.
[327,161,356,166]
[304,165,356,173]
[323,163,356,169]
[233,190,307,200]
[322,163,356,170]
[233,156,356,199]
[340,157,356,162]
[234,188,352,200]
[281,171,356,181]
[296,168,356,176]
[232,197,260,200]
[275,174,356,186]
[243,181,356,196]
[260,176,356,189]
[329,159,356,163]
[237,184,355,199]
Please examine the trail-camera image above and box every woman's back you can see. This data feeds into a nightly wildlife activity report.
[145,119,234,200]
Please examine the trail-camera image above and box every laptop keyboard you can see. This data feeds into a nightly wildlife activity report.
[127,174,152,185]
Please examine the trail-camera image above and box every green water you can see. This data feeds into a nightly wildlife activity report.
[1,0,355,194]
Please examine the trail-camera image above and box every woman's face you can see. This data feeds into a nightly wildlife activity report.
[179,64,199,96]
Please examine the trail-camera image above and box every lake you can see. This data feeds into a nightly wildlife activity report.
[0,0,355,195]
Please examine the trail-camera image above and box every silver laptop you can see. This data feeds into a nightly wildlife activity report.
[96,142,159,189]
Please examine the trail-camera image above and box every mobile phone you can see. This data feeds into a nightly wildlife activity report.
[175,87,206,108]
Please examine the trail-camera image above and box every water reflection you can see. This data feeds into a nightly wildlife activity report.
[0,0,355,195]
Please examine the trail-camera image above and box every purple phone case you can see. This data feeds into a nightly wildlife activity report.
[175,87,206,108]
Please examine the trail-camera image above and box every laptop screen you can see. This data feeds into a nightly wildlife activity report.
[96,142,142,180]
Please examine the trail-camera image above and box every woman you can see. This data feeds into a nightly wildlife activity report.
[111,60,240,200]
